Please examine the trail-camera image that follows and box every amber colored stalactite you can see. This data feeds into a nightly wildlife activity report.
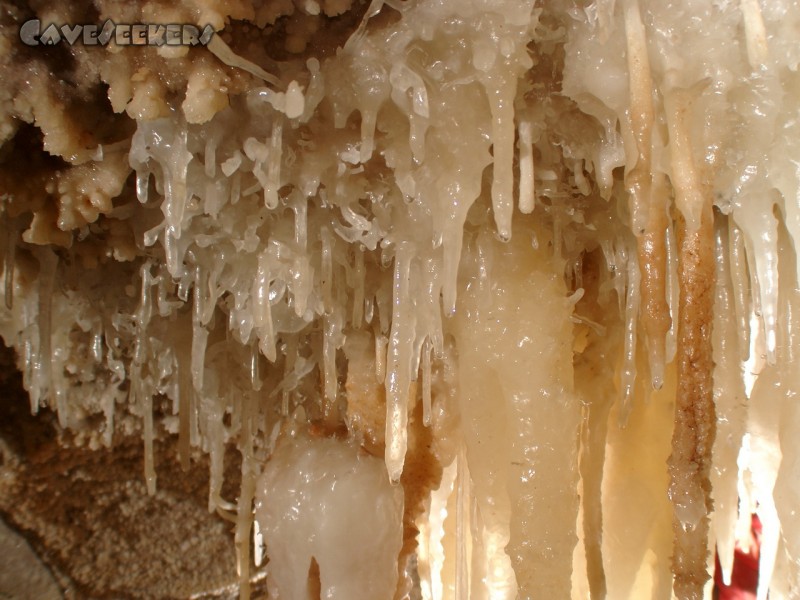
[395,390,443,600]
[669,205,717,600]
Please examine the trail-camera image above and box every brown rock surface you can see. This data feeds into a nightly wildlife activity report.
[0,344,264,599]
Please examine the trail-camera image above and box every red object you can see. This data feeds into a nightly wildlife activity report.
[714,514,762,599]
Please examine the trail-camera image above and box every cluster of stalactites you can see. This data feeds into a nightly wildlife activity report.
[1,0,800,598]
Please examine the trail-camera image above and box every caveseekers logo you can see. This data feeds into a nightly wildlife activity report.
[20,19,215,47]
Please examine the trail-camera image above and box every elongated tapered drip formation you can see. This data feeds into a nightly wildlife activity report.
[665,83,717,598]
